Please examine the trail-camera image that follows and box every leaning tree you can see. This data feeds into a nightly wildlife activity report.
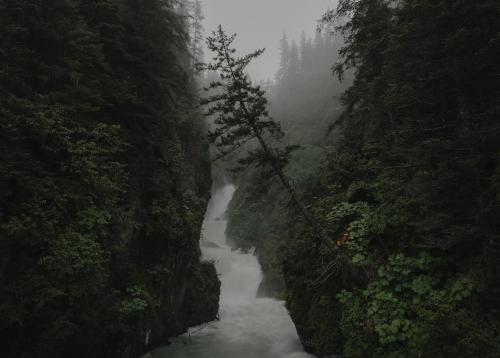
[198,26,339,254]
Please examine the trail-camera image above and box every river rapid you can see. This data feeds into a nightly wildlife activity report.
[150,184,314,358]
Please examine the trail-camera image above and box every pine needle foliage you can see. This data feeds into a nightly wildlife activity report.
[199,26,339,254]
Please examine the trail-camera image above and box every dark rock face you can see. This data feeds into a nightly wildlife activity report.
[224,182,288,300]
[182,262,221,327]
[282,246,345,358]
[144,260,220,355]
[200,241,221,249]
[255,250,286,299]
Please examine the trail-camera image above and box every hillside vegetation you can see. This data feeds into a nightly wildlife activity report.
[0,1,218,357]
[226,1,500,356]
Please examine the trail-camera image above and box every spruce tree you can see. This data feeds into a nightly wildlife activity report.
[199,26,338,254]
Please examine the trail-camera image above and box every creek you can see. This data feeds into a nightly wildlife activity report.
[150,184,313,358]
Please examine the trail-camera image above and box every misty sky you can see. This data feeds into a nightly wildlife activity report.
[200,0,337,82]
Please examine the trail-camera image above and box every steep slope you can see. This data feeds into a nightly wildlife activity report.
[0,1,218,357]
[227,1,500,357]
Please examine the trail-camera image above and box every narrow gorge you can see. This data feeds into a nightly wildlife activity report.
[1,1,499,358]
[149,185,313,358]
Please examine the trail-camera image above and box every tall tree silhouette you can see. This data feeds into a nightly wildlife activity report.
[199,26,339,254]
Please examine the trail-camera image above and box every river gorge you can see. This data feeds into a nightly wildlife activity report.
[150,185,313,358]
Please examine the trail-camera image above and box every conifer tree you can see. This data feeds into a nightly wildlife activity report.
[199,26,338,254]
[288,40,300,85]
[276,33,291,84]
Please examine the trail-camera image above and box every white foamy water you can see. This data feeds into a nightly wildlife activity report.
[150,184,314,358]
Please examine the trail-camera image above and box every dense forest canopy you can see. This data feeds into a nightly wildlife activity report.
[1,0,499,357]
[0,1,218,357]
[225,0,500,357]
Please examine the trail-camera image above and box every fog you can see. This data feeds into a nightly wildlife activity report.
[200,0,337,82]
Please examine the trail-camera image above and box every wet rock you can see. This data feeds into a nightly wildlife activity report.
[200,240,220,248]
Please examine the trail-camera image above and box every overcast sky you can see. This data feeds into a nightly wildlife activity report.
[200,0,337,82]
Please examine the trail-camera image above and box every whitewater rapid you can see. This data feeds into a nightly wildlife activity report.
[150,184,314,358]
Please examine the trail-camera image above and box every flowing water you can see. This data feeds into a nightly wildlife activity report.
[150,184,314,358]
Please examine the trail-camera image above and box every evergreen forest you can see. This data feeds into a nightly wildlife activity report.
[1,1,499,358]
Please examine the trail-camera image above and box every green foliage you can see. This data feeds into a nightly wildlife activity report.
[281,0,500,356]
[225,28,349,296]
[118,287,150,317]
[199,26,296,173]
[336,253,498,357]
[181,261,221,327]
[228,1,500,357]
[0,1,216,357]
